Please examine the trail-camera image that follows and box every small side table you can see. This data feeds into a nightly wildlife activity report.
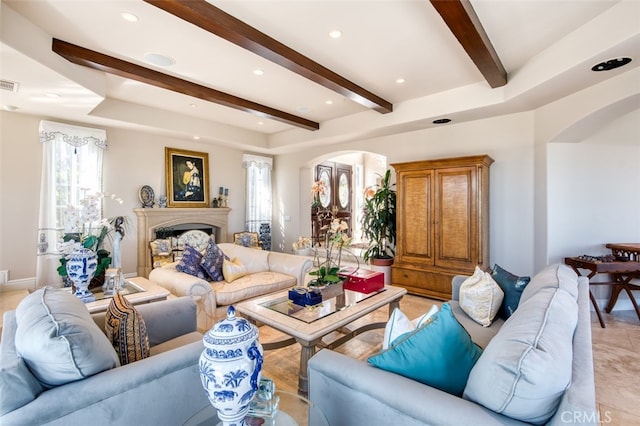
[564,256,640,328]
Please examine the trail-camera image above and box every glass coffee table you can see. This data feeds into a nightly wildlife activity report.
[235,285,406,396]
[184,389,328,426]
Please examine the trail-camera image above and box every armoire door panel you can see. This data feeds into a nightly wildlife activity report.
[436,169,475,268]
[398,172,433,263]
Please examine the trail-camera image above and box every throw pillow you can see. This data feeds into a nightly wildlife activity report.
[175,244,208,280]
[14,287,119,387]
[222,257,249,283]
[149,238,171,256]
[104,293,150,365]
[459,266,504,327]
[463,266,579,424]
[382,305,439,349]
[491,264,530,319]
[368,303,482,396]
[200,238,226,281]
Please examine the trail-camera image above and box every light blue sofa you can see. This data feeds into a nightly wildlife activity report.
[308,264,597,425]
[0,294,210,426]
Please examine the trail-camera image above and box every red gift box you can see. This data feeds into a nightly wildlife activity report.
[339,267,384,294]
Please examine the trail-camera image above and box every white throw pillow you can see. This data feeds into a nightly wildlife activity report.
[459,266,504,327]
[382,305,439,349]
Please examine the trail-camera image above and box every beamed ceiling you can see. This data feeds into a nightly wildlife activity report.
[1,0,638,153]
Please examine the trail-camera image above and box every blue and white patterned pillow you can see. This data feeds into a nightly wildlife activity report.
[200,239,226,281]
[175,245,207,279]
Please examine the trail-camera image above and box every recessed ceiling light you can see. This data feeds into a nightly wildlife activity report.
[396,78,405,84]
[433,118,452,124]
[189,103,197,108]
[591,57,632,72]
[257,121,264,126]
[144,53,175,67]
[121,12,138,22]
[253,69,264,76]
[325,100,333,105]
[45,92,61,98]
[329,30,342,39]
[193,135,200,140]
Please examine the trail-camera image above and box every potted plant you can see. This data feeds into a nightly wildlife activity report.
[361,169,396,266]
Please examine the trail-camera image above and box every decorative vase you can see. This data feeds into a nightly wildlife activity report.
[294,248,313,256]
[199,306,263,426]
[311,280,345,301]
[65,247,97,303]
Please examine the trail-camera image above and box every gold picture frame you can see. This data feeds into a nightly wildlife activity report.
[165,147,210,208]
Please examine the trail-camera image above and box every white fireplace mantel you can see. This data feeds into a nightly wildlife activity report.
[135,207,230,277]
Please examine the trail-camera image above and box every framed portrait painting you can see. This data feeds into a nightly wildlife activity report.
[165,147,210,208]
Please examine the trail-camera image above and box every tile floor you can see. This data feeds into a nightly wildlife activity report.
[260,293,640,425]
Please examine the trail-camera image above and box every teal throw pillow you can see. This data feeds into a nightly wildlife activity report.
[491,264,530,319]
[368,303,482,396]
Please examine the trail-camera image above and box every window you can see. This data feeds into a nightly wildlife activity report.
[242,154,272,244]
[36,121,107,286]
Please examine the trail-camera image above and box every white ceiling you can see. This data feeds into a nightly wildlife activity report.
[1,0,637,153]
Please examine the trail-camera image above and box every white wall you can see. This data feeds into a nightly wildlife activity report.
[547,109,640,306]
[274,111,536,276]
[0,111,249,286]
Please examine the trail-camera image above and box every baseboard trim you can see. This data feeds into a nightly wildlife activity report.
[0,273,138,293]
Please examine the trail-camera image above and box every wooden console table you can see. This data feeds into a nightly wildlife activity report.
[565,250,640,328]
[605,243,640,316]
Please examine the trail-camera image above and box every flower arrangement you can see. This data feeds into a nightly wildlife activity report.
[56,191,124,282]
[292,236,312,251]
[308,218,357,287]
[311,179,326,208]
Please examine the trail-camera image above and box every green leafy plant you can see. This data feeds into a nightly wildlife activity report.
[361,169,397,263]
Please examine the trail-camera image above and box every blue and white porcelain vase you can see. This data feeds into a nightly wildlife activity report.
[199,306,263,426]
[65,247,97,303]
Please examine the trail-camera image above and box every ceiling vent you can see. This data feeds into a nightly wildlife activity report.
[0,80,19,92]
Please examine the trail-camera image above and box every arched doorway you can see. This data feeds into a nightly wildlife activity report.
[308,151,388,248]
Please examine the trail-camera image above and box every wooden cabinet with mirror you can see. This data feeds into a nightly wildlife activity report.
[312,161,352,246]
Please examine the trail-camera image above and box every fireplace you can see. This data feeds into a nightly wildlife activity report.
[134,207,230,277]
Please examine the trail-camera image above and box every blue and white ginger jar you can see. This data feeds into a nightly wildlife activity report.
[199,306,263,426]
[66,247,97,303]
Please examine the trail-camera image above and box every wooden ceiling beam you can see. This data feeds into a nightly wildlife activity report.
[52,38,319,131]
[430,0,507,88]
[144,0,393,114]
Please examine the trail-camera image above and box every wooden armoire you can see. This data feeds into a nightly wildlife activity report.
[390,155,494,299]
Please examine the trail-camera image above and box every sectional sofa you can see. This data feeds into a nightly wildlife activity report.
[308,264,597,425]
[0,292,208,426]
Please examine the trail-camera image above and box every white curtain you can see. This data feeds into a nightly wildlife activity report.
[242,154,273,233]
[36,120,107,287]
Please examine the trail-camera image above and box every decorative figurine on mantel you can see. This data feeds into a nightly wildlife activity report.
[158,195,167,208]
[215,186,229,208]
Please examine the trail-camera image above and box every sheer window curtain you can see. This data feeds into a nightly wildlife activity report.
[36,120,107,287]
[242,154,273,233]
